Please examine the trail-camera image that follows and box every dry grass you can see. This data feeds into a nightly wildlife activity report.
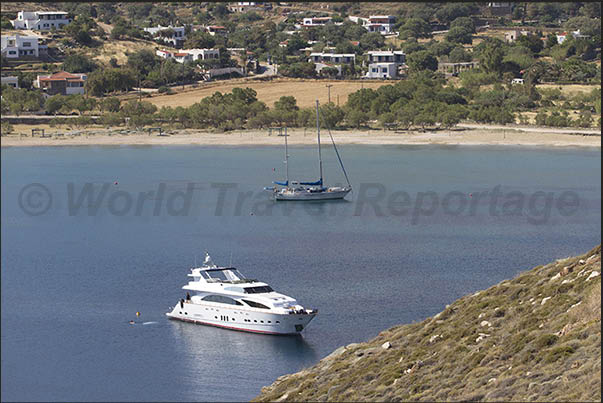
[536,84,600,96]
[255,245,602,402]
[88,38,163,65]
[144,79,389,109]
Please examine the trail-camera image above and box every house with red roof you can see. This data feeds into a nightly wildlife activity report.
[34,71,87,95]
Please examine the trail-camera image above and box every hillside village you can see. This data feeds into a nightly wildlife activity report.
[0,2,601,135]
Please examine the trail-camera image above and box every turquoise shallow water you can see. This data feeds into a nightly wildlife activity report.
[1,145,600,401]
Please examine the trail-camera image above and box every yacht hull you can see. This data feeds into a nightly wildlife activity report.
[166,301,316,335]
[275,188,351,201]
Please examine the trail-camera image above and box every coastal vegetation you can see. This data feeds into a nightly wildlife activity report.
[1,2,601,133]
[255,245,601,402]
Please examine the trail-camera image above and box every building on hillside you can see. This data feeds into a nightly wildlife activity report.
[197,66,245,80]
[486,3,512,16]
[35,71,87,95]
[302,17,333,27]
[144,25,186,47]
[11,11,71,30]
[309,52,355,64]
[227,2,269,13]
[365,63,398,79]
[205,25,228,36]
[309,52,355,76]
[366,50,405,64]
[156,48,220,64]
[504,29,532,43]
[556,30,590,44]
[349,15,396,35]
[1,34,40,59]
[156,50,192,63]
[1,76,19,88]
[437,61,480,76]
[364,50,406,79]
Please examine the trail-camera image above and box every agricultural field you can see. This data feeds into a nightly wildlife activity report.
[143,79,389,109]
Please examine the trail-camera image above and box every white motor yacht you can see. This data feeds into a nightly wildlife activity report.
[166,253,317,335]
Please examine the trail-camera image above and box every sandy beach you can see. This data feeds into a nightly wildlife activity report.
[1,125,600,147]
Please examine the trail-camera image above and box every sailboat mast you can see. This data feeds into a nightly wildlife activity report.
[315,100,323,186]
[284,128,289,187]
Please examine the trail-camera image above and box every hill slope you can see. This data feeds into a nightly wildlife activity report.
[255,246,601,402]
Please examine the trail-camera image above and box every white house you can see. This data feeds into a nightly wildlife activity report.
[144,25,186,47]
[302,17,333,27]
[556,30,590,44]
[504,29,531,43]
[227,2,267,13]
[511,78,524,85]
[157,48,220,64]
[364,50,406,79]
[349,15,396,35]
[205,25,227,36]
[11,11,71,30]
[1,76,19,88]
[365,63,398,79]
[309,52,355,76]
[35,71,87,95]
[185,48,220,62]
[1,34,40,58]
[366,50,405,64]
[309,52,355,64]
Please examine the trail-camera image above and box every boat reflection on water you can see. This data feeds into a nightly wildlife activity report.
[169,320,319,400]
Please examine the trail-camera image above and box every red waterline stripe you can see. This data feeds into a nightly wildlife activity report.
[168,316,300,335]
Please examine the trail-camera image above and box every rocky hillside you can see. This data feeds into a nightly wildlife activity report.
[255,246,601,402]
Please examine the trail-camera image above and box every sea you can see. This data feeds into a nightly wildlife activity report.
[1,144,600,401]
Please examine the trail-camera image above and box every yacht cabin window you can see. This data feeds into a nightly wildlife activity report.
[202,295,243,305]
[200,268,247,282]
[243,286,274,294]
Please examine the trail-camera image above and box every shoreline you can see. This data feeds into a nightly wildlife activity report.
[1,126,601,148]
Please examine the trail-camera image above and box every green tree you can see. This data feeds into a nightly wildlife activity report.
[478,39,505,76]
[516,34,543,54]
[445,26,473,45]
[449,47,472,63]
[100,97,121,112]
[450,17,476,34]
[319,103,344,128]
[399,18,431,39]
[62,54,98,73]
[184,31,216,49]
[274,96,299,112]
[45,95,66,115]
[407,50,438,72]
[127,49,160,78]
[359,32,385,50]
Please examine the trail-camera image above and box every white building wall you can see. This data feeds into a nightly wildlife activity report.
[12,11,71,30]
[366,63,397,79]
[144,26,187,46]
[1,76,19,88]
[1,34,40,58]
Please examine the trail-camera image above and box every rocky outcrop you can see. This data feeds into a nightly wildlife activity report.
[255,245,601,402]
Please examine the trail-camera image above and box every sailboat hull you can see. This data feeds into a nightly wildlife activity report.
[275,188,351,201]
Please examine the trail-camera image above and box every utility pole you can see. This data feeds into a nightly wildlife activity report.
[326,83,333,103]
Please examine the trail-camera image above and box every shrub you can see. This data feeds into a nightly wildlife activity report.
[534,334,559,349]
[545,345,576,363]
[157,86,172,94]
[0,121,13,135]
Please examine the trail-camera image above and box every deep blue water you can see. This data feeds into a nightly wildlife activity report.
[1,145,600,401]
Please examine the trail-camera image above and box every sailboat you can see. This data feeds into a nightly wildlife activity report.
[265,100,352,201]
